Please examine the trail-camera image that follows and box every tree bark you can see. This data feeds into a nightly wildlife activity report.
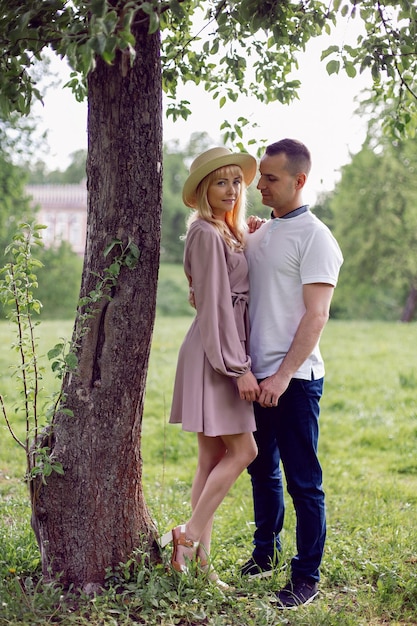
[31,21,162,589]
[401,283,417,322]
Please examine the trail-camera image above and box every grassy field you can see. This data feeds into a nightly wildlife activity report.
[1,317,417,625]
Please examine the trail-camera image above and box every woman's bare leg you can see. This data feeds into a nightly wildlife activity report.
[191,434,226,561]
[174,432,257,568]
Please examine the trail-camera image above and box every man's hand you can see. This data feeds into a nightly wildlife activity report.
[257,373,291,408]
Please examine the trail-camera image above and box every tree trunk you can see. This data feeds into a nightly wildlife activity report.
[401,283,417,322]
[30,21,162,590]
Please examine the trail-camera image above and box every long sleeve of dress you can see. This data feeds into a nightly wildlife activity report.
[185,221,251,378]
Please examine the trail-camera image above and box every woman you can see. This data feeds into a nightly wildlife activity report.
[160,147,260,587]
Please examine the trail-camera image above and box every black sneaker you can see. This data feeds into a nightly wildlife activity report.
[274,577,319,609]
[240,556,274,578]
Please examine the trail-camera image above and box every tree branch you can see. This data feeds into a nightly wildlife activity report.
[377,1,417,101]
[0,395,25,449]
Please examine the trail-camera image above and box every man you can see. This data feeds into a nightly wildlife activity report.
[242,139,343,608]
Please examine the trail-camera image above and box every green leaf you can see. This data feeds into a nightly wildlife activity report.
[371,64,380,81]
[321,46,339,61]
[326,59,340,75]
[104,240,123,257]
[64,353,78,371]
[345,62,357,78]
[108,262,121,277]
[148,11,160,34]
[103,10,118,35]
[127,241,140,259]
[47,344,64,360]
[52,462,65,475]
[90,33,107,55]
[90,0,107,18]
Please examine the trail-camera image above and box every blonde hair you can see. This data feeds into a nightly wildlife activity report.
[186,165,248,251]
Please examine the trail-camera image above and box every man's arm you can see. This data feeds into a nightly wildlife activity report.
[258,283,334,407]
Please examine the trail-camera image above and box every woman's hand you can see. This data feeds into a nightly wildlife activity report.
[247,215,267,234]
[237,371,260,402]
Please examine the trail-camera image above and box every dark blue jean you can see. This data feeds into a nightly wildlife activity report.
[247,377,325,582]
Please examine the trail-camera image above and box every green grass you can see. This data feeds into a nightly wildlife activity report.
[1,318,417,625]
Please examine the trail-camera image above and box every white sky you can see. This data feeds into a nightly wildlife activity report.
[32,23,372,204]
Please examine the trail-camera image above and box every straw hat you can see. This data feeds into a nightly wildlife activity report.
[182,147,257,208]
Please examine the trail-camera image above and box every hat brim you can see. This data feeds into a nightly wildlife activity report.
[182,153,257,208]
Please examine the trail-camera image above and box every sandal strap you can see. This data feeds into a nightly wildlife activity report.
[177,524,199,549]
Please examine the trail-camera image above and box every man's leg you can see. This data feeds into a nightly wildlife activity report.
[244,402,284,574]
[278,377,325,583]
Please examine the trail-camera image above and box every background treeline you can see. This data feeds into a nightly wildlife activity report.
[1,122,417,321]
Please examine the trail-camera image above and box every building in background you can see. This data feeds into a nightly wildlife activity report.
[26,184,87,256]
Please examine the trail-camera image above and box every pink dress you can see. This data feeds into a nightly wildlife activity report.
[169,219,256,436]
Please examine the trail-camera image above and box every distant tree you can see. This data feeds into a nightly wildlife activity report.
[36,242,83,319]
[330,137,417,321]
[0,114,43,260]
[311,191,336,231]
[28,150,87,184]
[0,111,45,162]
[160,143,189,262]
[0,156,34,264]
[0,118,84,320]
[61,149,87,183]
[26,160,51,184]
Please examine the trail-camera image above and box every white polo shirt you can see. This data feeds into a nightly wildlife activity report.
[245,210,343,380]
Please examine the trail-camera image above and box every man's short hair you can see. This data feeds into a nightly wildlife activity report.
[265,139,311,176]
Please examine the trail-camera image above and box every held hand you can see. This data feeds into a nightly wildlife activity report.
[237,371,261,402]
[247,215,267,234]
[258,373,290,408]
